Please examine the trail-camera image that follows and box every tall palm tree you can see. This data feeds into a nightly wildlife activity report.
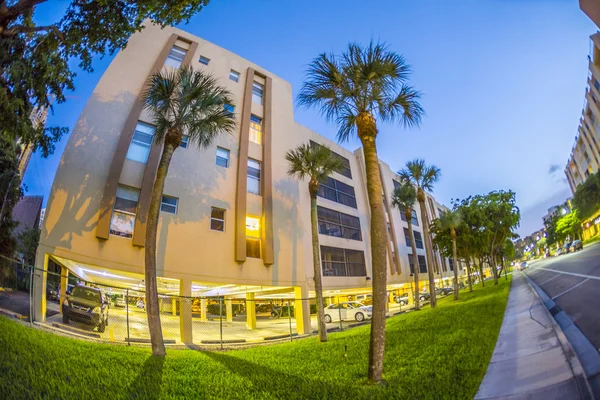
[141,66,235,355]
[390,182,421,310]
[285,143,344,342]
[437,210,462,301]
[298,42,423,382]
[399,159,441,308]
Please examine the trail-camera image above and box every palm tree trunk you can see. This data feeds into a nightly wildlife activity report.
[465,256,473,292]
[310,193,327,342]
[418,194,437,308]
[358,123,388,383]
[144,142,176,356]
[451,228,459,301]
[406,215,420,310]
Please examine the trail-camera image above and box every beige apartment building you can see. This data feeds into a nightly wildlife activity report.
[33,24,465,342]
[566,33,600,192]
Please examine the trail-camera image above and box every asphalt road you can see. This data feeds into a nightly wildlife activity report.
[524,242,600,351]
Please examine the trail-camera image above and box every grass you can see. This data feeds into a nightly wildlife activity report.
[0,277,511,400]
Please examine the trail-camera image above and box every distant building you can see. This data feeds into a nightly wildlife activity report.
[16,106,49,184]
[542,198,573,225]
[11,195,43,238]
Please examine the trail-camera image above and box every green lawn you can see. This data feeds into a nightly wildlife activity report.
[0,277,511,400]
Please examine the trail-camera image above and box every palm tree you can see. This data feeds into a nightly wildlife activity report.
[286,143,344,342]
[399,159,441,308]
[437,210,462,301]
[298,42,423,382]
[390,182,421,310]
[141,66,235,355]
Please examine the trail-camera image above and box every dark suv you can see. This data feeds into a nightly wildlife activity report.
[394,293,409,306]
[62,286,109,332]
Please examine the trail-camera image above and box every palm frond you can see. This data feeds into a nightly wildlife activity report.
[390,182,417,210]
[285,142,344,183]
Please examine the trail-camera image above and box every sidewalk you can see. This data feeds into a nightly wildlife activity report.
[475,272,589,399]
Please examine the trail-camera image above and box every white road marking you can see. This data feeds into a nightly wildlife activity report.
[529,267,600,281]
[551,278,590,300]
[538,273,561,286]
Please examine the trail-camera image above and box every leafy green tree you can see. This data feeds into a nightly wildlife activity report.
[0,0,210,156]
[390,182,421,310]
[573,171,600,220]
[556,212,581,242]
[431,209,462,300]
[399,159,441,306]
[0,135,22,256]
[141,66,235,356]
[286,143,343,343]
[16,226,40,265]
[545,214,561,248]
[298,42,423,383]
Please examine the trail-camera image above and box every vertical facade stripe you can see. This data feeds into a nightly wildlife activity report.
[235,68,255,263]
[379,165,401,274]
[132,40,199,247]
[96,33,179,240]
[262,76,275,265]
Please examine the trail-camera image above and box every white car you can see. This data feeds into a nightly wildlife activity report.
[323,301,372,323]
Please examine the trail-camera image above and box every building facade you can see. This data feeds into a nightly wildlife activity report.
[34,24,465,341]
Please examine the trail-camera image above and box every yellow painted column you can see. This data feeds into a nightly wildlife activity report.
[294,286,311,335]
[200,298,208,322]
[171,298,177,316]
[33,252,49,322]
[246,293,256,330]
[225,298,233,322]
[179,279,193,344]
[59,266,68,314]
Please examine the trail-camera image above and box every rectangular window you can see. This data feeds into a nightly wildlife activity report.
[408,254,427,274]
[179,135,189,149]
[595,79,600,92]
[224,104,235,117]
[320,246,366,277]
[160,196,178,214]
[448,258,454,271]
[210,207,225,231]
[317,176,357,208]
[252,82,264,105]
[126,122,155,163]
[110,185,140,238]
[309,141,352,178]
[246,216,261,258]
[249,114,262,144]
[317,206,362,241]
[216,147,230,168]
[199,55,210,65]
[247,158,261,195]
[164,46,187,69]
[229,70,240,82]
[399,207,419,226]
[403,228,424,249]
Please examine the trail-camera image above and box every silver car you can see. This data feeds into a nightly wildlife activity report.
[323,301,372,323]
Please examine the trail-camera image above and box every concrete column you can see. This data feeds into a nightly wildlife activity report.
[245,292,256,330]
[32,253,49,322]
[200,298,208,322]
[225,298,233,322]
[171,298,177,316]
[179,279,193,344]
[294,286,311,335]
[59,266,68,314]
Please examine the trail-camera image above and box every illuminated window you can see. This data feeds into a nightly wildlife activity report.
[249,114,262,144]
[164,46,186,69]
[246,216,261,258]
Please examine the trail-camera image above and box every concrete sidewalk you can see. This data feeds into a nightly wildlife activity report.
[475,272,590,399]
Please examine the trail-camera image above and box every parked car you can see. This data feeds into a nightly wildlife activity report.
[46,284,58,301]
[114,296,127,308]
[62,286,109,332]
[323,302,372,323]
[556,248,565,256]
[418,292,431,302]
[563,242,572,254]
[394,293,409,306]
[570,240,583,252]
[436,287,454,297]
[520,261,528,270]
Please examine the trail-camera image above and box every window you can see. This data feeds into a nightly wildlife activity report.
[249,114,262,144]
[408,254,427,274]
[247,158,261,195]
[593,94,598,104]
[399,207,419,226]
[224,104,235,117]
[252,82,264,105]
[403,228,424,249]
[229,70,240,82]
[216,147,230,168]
[210,207,225,231]
[320,246,366,277]
[437,208,443,217]
[393,179,401,189]
[595,79,600,92]
[317,176,357,208]
[110,185,140,238]
[199,55,210,65]
[309,141,352,178]
[448,258,454,271]
[246,216,261,258]
[126,122,155,163]
[164,45,187,68]
[585,151,591,164]
[160,196,178,214]
[317,206,362,241]
[180,135,189,149]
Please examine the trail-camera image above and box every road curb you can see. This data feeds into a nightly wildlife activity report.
[523,272,599,399]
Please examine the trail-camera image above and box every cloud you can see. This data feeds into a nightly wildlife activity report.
[548,164,561,175]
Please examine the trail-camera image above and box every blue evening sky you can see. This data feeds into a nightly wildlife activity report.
[24,0,597,237]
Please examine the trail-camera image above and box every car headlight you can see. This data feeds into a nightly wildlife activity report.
[92,307,101,313]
